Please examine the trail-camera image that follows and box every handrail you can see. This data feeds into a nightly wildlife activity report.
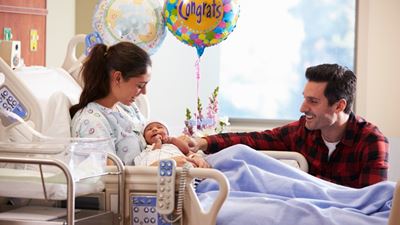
[0,156,75,225]
[123,165,229,225]
[0,152,124,225]
[389,180,400,225]
[262,150,309,172]
[106,153,125,225]
[183,168,229,225]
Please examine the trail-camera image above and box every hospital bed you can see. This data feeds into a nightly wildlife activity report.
[0,55,127,224]
[1,34,398,225]
[0,43,230,225]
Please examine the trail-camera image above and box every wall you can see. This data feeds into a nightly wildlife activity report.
[356,0,400,137]
[75,0,97,54]
[356,0,400,181]
[45,0,75,67]
[0,0,47,66]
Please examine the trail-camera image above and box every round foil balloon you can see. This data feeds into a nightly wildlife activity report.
[164,0,240,57]
[92,0,166,55]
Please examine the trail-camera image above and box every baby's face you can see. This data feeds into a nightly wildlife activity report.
[144,122,168,144]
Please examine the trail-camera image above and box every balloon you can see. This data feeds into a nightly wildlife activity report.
[164,0,240,57]
[92,0,166,55]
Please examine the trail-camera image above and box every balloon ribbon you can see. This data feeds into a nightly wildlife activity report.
[195,56,201,103]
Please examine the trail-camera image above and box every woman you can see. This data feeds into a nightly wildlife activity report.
[70,41,208,167]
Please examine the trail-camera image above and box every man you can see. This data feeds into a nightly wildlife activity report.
[189,64,388,188]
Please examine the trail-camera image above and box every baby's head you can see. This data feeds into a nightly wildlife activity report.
[143,121,169,144]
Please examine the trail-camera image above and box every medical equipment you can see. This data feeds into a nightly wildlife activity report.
[156,159,177,215]
[0,40,21,69]
[0,56,82,142]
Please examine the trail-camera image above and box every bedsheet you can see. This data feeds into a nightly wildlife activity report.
[197,144,394,225]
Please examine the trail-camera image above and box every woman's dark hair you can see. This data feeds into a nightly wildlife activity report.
[70,42,151,117]
[305,63,356,114]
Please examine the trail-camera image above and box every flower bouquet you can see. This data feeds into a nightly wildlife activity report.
[183,86,230,137]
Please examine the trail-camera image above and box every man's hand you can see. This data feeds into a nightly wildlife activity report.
[169,155,210,168]
[187,153,210,168]
[177,136,208,153]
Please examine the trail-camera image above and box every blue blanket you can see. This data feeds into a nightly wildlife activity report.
[196,144,395,225]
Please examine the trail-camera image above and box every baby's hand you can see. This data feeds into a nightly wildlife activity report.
[153,135,162,149]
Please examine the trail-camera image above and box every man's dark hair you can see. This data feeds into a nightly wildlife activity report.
[305,64,356,114]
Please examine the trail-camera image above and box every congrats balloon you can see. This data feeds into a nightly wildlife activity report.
[164,0,240,57]
[92,0,166,55]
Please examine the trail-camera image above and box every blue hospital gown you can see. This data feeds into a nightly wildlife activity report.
[71,102,147,165]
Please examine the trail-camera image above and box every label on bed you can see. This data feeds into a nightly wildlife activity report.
[0,206,68,221]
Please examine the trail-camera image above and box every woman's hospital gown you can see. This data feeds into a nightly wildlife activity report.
[71,102,146,165]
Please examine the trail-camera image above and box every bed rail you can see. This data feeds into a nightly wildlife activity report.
[103,165,229,225]
[389,180,400,225]
[0,156,75,224]
[0,152,124,225]
[261,150,309,172]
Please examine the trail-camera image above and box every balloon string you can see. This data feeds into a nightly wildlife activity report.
[195,56,201,103]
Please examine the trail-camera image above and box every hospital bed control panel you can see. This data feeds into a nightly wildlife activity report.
[131,196,172,225]
[157,159,176,214]
[131,160,181,225]
[0,85,28,126]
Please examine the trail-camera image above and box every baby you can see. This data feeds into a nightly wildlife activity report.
[134,121,196,166]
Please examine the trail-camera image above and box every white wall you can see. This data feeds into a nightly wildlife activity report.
[356,0,400,137]
[47,0,400,180]
[46,0,75,67]
[356,0,400,181]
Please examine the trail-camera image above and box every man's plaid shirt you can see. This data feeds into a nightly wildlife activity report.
[204,113,388,188]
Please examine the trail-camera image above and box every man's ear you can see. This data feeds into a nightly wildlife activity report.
[335,98,347,113]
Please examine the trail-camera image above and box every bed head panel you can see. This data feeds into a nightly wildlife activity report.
[0,57,42,136]
[0,56,83,141]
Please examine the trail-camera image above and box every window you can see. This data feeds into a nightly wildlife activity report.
[219,0,356,121]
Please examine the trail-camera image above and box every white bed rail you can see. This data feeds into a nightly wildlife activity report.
[183,168,229,225]
[103,165,230,225]
[0,152,124,225]
[0,155,75,224]
[262,150,309,172]
[61,34,86,87]
[389,180,400,225]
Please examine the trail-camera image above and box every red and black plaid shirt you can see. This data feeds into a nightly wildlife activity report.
[204,113,388,188]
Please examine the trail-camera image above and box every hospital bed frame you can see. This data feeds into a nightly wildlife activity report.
[389,181,400,225]
[0,151,124,225]
[103,165,229,225]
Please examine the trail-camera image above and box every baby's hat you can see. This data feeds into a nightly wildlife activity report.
[142,120,169,134]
